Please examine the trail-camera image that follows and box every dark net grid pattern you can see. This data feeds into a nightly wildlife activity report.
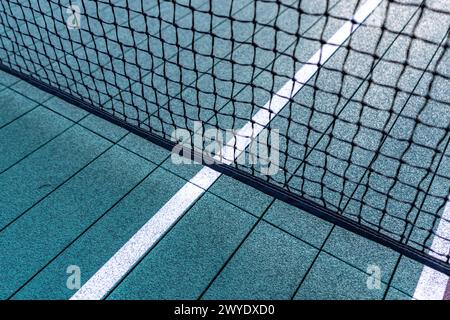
[0,0,449,271]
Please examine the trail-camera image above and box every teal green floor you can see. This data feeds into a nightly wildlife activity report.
[0,69,427,300]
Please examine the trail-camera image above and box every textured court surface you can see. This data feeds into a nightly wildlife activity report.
[0,71,446,299]
[0,0,449,300]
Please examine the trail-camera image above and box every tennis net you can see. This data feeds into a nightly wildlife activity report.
[0,0,449,274]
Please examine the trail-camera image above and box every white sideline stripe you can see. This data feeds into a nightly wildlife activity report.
[414,198,450,300]
[71,167,220,300]
[71,0,382,300]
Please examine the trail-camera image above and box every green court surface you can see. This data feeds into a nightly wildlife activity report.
[0,0,449,300]
[0,74,437,299]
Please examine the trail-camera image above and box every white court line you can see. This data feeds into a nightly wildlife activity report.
[71,0,383,300]
[414,198,450,300]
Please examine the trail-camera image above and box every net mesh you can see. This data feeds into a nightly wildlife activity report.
[0,0,449,271]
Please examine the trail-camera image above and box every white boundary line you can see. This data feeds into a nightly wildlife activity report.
[413,197,450,300]
[71,0,382,300]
